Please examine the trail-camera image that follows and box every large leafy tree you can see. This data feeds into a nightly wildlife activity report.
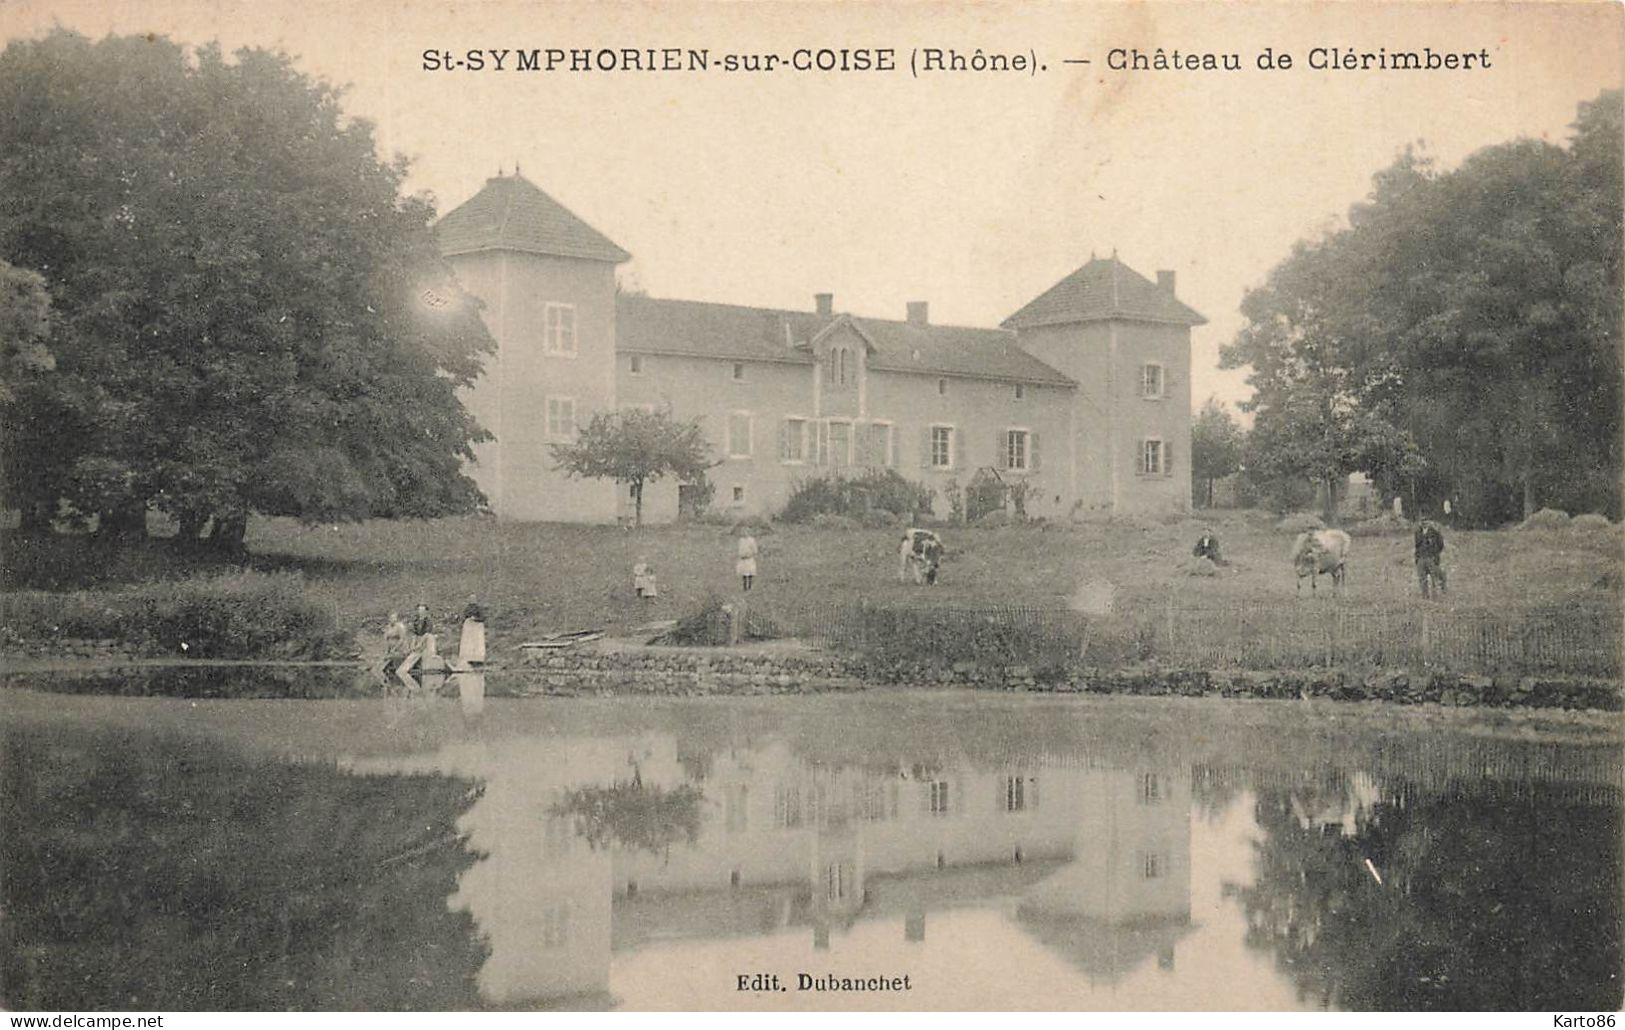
[550,407,715,526]
[0,31,494,547]
[1224,93,1622,525]
[1189,397,1244,508]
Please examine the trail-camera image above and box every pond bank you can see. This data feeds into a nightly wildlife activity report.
[3,638,1619,710]
[514,643,1622,711]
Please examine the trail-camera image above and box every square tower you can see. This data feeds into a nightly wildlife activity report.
[1003,255,1206,514]
[436,174,628,522]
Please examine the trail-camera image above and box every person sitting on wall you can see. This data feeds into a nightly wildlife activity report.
[382,611,409,670]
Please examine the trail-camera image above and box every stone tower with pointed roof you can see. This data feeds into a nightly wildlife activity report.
[1003,255,1206,514]
[437,174,629,521]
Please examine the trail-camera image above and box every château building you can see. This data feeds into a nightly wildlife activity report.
[435,173,1205,523]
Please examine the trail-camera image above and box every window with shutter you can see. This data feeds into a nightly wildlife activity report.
[1030,432,1041,472]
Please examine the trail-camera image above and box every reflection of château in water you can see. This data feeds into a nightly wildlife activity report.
[353,733,1195,1006]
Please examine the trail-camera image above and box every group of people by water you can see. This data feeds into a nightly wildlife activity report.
[382,595,486,671]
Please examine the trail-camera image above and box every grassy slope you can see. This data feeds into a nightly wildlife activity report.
[237,510,1623,648]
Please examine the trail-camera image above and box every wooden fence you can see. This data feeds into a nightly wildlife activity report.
[758,598,1621,677]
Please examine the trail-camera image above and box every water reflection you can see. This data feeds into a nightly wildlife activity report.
[3,688,1620,1011]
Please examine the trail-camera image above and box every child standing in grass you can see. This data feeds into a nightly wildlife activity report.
[736,531,758,592]
[633,557,659,602]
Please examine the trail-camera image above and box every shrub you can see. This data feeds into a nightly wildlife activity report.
[1571,513,1614,532]
[779,469,933,524]
[809,513,860,531]
[1519,508,1572,531]
[1,571,351,659]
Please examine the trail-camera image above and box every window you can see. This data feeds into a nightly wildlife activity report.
[728,412,752,458]
[1142,852,1166,880]
[731,485,746,506]
[774,785,803,828]
[828,420,852,468]
[731,361,745,382]
[543,303,576,356]
[545,396,576,439]
[1140,773,1165,804]
[782,417,807,462]
[1006,429,1029,471]
[863,422,894,467]
[937,378,948,396]
[1140,438,1165,476]
[1015,383,1025,400]
[628,354,643,375]
[930,426,954,469]
[826,863,849,901]
[1141,362,1165,399]
[927,780,952,816]
[1004,775,1037,812]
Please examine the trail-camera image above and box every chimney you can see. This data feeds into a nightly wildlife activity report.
[1157,270,1177,294]
[906,301,929,326]
[814,293,833,317]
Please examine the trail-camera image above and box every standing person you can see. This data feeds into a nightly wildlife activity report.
[459,594,487,665]
[1415,519,1447,598]
[736,529,759,592]
[633,556,659,602]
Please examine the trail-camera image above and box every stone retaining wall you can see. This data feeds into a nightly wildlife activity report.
[518,647,1622,710]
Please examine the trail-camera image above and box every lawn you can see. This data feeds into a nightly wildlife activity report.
[5,510,1619,673]
[242,511,1620,654]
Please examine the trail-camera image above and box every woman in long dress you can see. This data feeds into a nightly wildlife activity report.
[736,532,758,592]
[459,594,487,664]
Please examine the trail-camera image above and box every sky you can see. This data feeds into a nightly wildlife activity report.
[3,0,1621,414]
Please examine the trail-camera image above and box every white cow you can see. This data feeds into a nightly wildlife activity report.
[898,528,945,585]
[1292,529,1351,595]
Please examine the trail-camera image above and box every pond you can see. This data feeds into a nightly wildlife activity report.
[2,675,1620,1011]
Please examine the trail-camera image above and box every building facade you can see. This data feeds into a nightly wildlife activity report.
[436,174,1206,523]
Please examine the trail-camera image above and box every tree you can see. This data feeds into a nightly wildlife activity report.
[1221,236,1420,521]
[1189,397,1244,507]
[549,407,715,526]
[0,31,494,548]
[0,260,59,532]
[1224,94,1622,525]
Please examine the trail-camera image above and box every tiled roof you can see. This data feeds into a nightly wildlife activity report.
[616,295,1075,387]
[434,174,630,263]
[1001,256,1206,330]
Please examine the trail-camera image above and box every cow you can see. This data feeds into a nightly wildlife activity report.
[899,528,945,586]
[1291,529,1351,596]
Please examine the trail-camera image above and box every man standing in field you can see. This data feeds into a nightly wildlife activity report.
[1415,519,1447,598]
